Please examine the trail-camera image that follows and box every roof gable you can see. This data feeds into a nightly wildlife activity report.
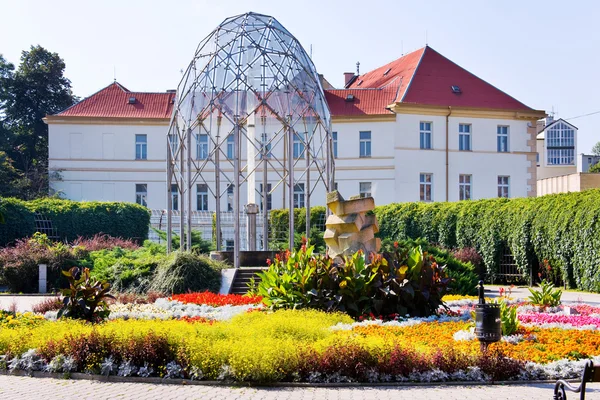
[401,47,532,110]
[346,47,424,102]
[57,82,175,119]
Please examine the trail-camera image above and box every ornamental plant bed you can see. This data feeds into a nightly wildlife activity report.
[1,295,599,383]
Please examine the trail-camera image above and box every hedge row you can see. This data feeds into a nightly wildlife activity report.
[271,190,600,292]
[0,198,150,246]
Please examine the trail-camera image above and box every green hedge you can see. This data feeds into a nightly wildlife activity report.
[373,190,600,292]
[271,190,600,292]
[0,198,150,246]
[0,198,36,246]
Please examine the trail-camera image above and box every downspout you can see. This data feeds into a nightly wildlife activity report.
[445,106,452,201]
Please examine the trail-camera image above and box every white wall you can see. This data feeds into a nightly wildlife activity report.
[48,112,535,210]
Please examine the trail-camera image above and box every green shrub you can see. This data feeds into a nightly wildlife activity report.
[148,252,228,294]
[527,280,562,307]
[381,238,478,296]
[58,267,115,322]
[254,244,451,319]
[152,229,214,254]
[0,198,150,246]
[0,198,36,246]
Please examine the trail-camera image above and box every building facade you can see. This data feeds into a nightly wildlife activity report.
[45,46,545,211]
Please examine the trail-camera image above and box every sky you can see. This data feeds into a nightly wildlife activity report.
[1,0,598,152]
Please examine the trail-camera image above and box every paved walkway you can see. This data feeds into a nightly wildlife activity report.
[1,375,599,400]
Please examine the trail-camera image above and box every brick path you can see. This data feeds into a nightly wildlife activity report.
[1,375,600,400]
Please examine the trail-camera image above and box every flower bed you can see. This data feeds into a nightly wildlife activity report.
[1,292,599,383]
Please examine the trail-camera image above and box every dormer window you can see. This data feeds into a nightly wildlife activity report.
[345,94,355,102]
[383,68,391,76]
[451,85,461,94]
[128,96,137,104]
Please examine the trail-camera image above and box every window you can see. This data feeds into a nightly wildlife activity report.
[227,184,234,212]
[419,173,432,202]
[260,133,272,159]
[459,124,471,151]
[225,239,234,251]
[135,184,147,207]
[293,133,305,159]
[546,122,575,165]
[293,183,305,208]
[197,184,208,211]
[226,134,234,159]
[332,132,338,158]
[171,184,179,211]
[459,174,472,200]
[498,176,510,198]
[359,182,372,198]
[497,126,509,153]
[168,134,178,156]
[420,122,432,150]
[197,134,209,160]
[359,131,371,157]
[135,134,147,160]
[259,183,272,211]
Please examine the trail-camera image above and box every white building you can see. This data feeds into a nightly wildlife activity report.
[45,46,545,211]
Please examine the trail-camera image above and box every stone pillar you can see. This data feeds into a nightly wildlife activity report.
[38,264,47,294]
[246,203,259,251]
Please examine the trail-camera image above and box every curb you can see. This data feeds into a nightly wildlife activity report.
[0,370,575,388]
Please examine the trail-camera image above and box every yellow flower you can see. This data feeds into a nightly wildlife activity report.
[339,280,347,289]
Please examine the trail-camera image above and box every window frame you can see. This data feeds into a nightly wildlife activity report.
[135,184,147,207]
[135,134,147,160]
[259,183,272,211]
[458,123,471,151]
[419,173,433,202]
[293,133,305,159]
[359,182,372,198]
[497,125,509,153]
[332,131,338,158]
[197,133,209,160]
[419,122,432,150]
[293,183,305,208]
[226,134,235,160]
[170,184,179,211]
[545,123,575,166]
[196,184,209,211]
[359,131,371,158]
[497,176,510,198]
[459,174,472,201]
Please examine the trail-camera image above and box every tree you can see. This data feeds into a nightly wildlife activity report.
[592,141,600,156]
[589,162,600,173]
[0,46,77,198]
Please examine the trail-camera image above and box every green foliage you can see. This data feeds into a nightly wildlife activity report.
[381,238,478,296]
[527,280,562,307]
[0,198,36,245]
[85,243,165,293]
[592,141,600,157]
[268,206,327,249]
[0,46,78,199]
[497,299,519,335]
[0,197,150,246]
[58,267,115,322]
[152,228,214,254]
[589,162,600,173]
[254,245,451,319]
[148,252,228,294]
[366,190,600,292]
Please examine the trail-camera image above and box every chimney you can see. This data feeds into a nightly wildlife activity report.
[344,72,356,87]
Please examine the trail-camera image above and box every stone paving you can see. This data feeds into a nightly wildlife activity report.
[1,375,600,400]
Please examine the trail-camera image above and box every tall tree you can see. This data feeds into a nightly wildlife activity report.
[0,46,77,198]
[592,141,600,156]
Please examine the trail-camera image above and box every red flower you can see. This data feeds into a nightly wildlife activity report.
[266,258,271,266]
[394,241,399,249]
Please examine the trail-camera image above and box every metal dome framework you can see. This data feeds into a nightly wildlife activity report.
[167,12,334,266]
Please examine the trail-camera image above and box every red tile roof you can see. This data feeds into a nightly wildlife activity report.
[52,48,536,120]
[347,46,534,112]
[324,87,397,116]
[346,47,425,101]
[57,82,175,119]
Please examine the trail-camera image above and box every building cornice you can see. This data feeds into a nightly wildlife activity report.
[388,103,546,121]
[44,116,170,126]
[331,114,396,123]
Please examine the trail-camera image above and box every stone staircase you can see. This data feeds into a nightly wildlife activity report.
[229,268,266,295]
